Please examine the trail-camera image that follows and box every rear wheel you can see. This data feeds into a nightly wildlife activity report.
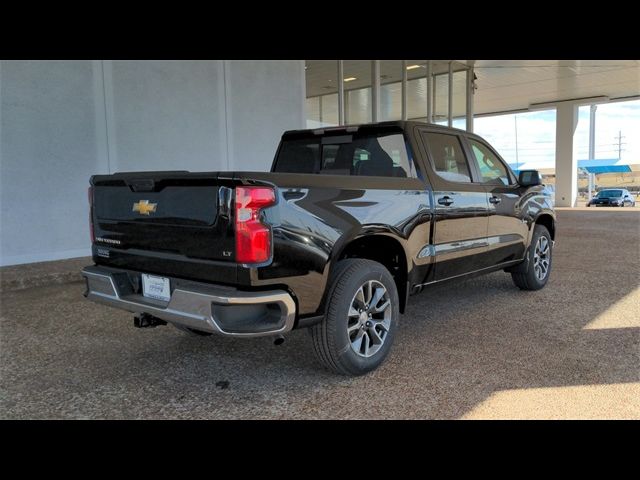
[511,224,552,291]
[310,259,399,376]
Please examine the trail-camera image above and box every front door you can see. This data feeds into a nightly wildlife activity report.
[465,137,528,266]
[416,128,490,281]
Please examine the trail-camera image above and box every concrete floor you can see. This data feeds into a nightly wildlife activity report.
[1,210,639,419]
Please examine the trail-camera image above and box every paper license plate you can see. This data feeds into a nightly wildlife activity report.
[141,274,171,302]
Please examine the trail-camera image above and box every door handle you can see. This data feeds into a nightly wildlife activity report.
[438,196,454,206]
[489,196,502,204]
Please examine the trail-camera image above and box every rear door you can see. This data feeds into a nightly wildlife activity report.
[464,136,528,266]
[416,127,490,280]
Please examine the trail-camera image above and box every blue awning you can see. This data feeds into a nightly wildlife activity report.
[507,159,632,175]
[578,159,632,174]
[581,165,632,174]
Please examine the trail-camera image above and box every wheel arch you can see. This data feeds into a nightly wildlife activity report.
[326,233,410,314]
[534,212,555,240]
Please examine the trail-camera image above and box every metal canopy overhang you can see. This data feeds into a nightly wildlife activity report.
[460,60,640,116]
[305,60,640,118]
[509,159,634,174]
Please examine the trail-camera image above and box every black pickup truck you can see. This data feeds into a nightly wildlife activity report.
[82,121,555,375]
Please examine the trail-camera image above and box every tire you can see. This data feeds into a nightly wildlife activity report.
[172,324,213,336]
[310,259,399,376]
[511,224,553,291]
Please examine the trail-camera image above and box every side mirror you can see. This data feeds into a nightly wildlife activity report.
[518,169,541,187]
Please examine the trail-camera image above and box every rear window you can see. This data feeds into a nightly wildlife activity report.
[273,132,418,178]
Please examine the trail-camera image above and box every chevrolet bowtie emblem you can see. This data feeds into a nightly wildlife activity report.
[132,200,157,215]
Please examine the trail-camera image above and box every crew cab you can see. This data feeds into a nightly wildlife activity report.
[82,121,555,375]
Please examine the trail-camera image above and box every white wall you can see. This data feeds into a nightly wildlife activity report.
[225,61,305,170]
[0,60,305,266]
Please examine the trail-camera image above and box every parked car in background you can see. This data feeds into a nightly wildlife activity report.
[586,189,636,207]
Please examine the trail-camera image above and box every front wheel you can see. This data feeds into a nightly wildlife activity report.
[511,224,553,291]
[310,259,399,376]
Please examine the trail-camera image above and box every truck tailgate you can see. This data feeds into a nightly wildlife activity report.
[90,172,238,283]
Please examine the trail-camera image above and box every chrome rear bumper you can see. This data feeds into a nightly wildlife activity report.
[81,266,296,337]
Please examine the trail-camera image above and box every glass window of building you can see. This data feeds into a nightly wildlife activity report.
[380,60,403,121]
[344,60,372,124]
[305,61,339,128]
[433,73,449,125]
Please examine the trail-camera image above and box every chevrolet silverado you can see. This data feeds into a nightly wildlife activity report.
[82,121,555,375]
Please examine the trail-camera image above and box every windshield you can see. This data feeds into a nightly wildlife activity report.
[597,190,623,198]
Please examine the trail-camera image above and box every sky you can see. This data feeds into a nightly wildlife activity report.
[471,99,640,169]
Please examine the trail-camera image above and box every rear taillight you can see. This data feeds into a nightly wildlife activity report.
[88,186,95,244]
[235,186,276,264]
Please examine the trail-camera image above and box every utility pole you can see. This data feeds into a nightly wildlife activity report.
[588,105,597,200]
[616,130,626,160]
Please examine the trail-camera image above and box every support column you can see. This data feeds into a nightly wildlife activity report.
[447,61,453,127]
[401,60,407,120]
[426,61,433,123]
[371,60,380,123]
[555,103,579,207]
[338,60,344,125]
[466,67,474,132]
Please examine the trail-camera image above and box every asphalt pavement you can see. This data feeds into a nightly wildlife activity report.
[1,209,638,419]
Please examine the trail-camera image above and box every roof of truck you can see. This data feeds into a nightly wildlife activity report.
[282,120,471,138]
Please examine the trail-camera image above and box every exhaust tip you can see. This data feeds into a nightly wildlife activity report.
[273,335,285,346]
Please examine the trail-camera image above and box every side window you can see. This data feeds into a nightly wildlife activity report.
[422,132,472,183]
[323,134,416,178]
[374,134,414,178]
[469,139,513,186]
[351,134,415,178]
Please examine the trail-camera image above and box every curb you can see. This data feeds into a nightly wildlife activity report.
[0,257,91,293]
